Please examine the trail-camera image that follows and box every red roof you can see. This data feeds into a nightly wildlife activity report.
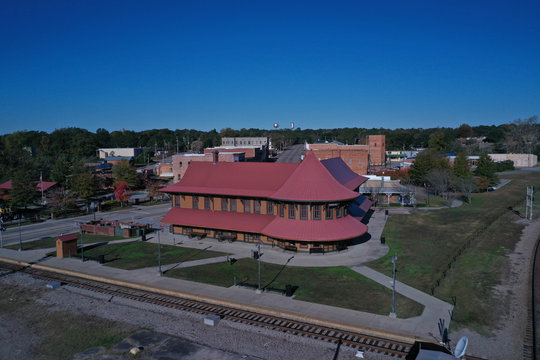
[162,207,274,233]
[160,162,297,198]
[161,207,367,242]
[263,215,367,242]
[0,180,57,192]
[57,233,78,242]
[271,152,360,202]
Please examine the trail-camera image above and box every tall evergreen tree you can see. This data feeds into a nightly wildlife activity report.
[474,153,498,186]
[453,151,471,178]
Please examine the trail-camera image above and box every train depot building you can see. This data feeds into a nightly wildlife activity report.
[160,151,372,253]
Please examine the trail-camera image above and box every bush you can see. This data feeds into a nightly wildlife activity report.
[494,160,515,172]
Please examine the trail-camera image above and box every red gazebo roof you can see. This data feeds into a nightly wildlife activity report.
[0,180,57,192]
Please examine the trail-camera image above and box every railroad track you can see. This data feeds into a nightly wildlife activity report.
[0,260,485,359]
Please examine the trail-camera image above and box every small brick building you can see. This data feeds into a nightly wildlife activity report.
[56,233,78,258]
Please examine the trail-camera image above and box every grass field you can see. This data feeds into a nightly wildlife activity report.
[78,241,229,270]
[5,233,130,251]
[165,258,424,318]
[368,171,540,334]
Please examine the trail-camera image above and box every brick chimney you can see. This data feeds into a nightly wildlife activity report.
[212,150,219,165]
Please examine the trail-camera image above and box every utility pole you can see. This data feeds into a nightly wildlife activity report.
[157,226,162,276]
[176,136,179,154]
[390,253,398,317]
[80,224,85,262]
[18,217,22,251]
[0,218,5,248]
[40,171,45,205]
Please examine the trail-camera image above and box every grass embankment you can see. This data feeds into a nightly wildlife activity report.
[165,258,424,318]
[5,233,129,251]
[78,241,229,270]
[0,282,135,359]
[368,172,540,334]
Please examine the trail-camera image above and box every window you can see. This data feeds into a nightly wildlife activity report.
[279,204,285,217]
[221,198,228,211]
[192,196,199,209]
[288,204,296,219]
[349,158,352,165]
[266,201,274,215]
[243,199,251,213]
[179,162,183,168]
[358,158,361,165]
[325,205,333,219]
[204,197,211,210]
[177,174,181,181]
[174,195,180,208]
[300,205,308,220]
[230,199,237,212]
[312,205,321,220]
[336,206,343,219]
[254,200,261,214]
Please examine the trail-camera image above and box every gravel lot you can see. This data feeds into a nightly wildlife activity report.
[0,273,389,360]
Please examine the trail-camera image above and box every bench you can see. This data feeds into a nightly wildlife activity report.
[309,247,324,254]
[218,234,236,242]
[187,232,207,239]
[284,245,297,252]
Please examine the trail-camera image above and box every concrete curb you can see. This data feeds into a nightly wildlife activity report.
[1,256,428,344]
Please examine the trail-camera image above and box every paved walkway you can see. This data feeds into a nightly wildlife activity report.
[0,208,453,342]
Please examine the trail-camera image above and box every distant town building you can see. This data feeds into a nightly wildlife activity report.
[489,153,537,167]
[307,135,386,175]
[97,148,145,159]
[221,137,271,148]
[171,151,245,183]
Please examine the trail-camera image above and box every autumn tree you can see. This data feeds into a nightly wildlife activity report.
[72,163,96,212]
[456,124,474,138]
[11,162,39,209]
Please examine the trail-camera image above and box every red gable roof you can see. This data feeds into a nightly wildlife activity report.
[57,233,78,242]
[271,151,360,202]
[161,152,365,203]
[0,180,57,192]
[160,162,297,198]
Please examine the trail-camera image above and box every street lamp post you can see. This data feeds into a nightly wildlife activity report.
[257,241,261,292]
[18,216,22,251]
[80,224,85,262]
[157,226,162,276]
[0,218,5,248]
[391,253,398,317]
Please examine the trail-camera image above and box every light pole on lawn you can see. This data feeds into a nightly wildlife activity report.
[390,253,398,317]
[79,223,85,262]
[157,224,162,276]
[18,215,22,251]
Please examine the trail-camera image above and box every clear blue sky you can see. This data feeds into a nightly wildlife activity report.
[1,0,539,134]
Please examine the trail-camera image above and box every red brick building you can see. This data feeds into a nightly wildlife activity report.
[308,135,386,175]
[172,151,245,183]
[160,152,372,253]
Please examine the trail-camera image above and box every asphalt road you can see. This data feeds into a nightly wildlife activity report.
[275,144,304,163]
[0,203,171,247]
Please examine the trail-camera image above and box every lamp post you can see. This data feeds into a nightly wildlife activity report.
[0,218,5,248]
[79,223,85,262]
[157,225,162,276]
[391,253,398,317]
[18,216,22,251]
[257,241,261,292]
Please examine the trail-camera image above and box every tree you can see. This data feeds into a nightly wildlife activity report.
[114,181,130,206]
[11,164,39,209]
[428,130,450,151]
[426,168,453,200]
[453,151,471,179]
[456,124,473,138]
[456,176,476,204]
[113,160,138,187]
[509,116,538,153]
[409,149,445,184]
[474,153,498,186]
[72,166,96,212]
[50,154,71,187]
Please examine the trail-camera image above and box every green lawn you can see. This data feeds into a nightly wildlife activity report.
[77,241,229,270]
[368,172,540,334]
[165,258,424,318]
[5,233,130,251]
